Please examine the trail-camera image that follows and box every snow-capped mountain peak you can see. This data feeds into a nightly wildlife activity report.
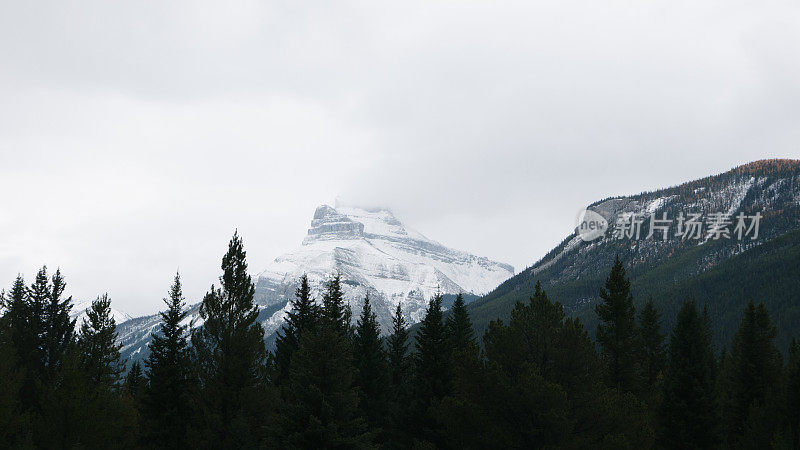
[256,204,513,331]
[114,203,514,366]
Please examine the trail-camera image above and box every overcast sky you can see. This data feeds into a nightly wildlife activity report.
[1,1,798,315]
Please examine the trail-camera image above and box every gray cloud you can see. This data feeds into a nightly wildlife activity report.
[1,0,798,315]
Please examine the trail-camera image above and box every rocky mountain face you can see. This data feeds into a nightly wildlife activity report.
[254,204,514,334]
[116,204,514,365]
[467,159,800,350]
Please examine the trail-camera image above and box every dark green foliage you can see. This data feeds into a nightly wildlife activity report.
[124,360,145,399]
[787,339,800,449]
[144,272,193,448]
[0,316,31,447]
[722,300,784,446]
[480,281,649,446]
[26,267,50,379]
[414,291,451,402]
[432,362,571,448]
[596,256,642,394]
[190,231,271,448]
[37,343,139,449]
[272,320,373,448]
[660,300,720,448]
[322,272,348,333]
[387,302,410,387]
[407,292,452,446]
[274,274,318,383]
[43,269,75,381]
[4,276,28,340]
[78,293,124,387]
[354,294,388,428]
[384,302,412,446]
[6,273,42,413]
[4,242,800,448]
[445,293,477,355]
[437,290,574,447]
[639,297,666,388]
[470,226,800,361]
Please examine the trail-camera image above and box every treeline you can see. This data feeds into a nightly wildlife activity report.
[1,235,799,448]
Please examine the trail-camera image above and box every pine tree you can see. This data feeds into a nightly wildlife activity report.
[124,360,145,399]
[5,268,75,396]
[274,274,318,383]
[414,291,450,401]
[595,256,641,394]
[5,276,29,356]
[38,341,139,449]
[272,321,372,448]
[354,294,388,428]
[659,300,720,448]
[0,313,31,447]
[481,281,609,444]
[43,269,75,382]
[190,231,271,448]
[446,293,477,355]
[5,274,39,411]
[723,301,783,445]
[78,294,124,387]
[387,302,409,387]
[638,297,665,387]
[144,272,193,448]
[385,301,412,445]
[322,273,347,333]
[26,267,50,378]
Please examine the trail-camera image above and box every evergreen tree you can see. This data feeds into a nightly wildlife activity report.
[38,342,139,449]
[272,321,372,448]
[274,274,318,383]
[445,293,477,355]
[354,294,388,428]
[387,302,410,387]
[5,276,29,354]
[408,291,452,445]
[5,268,75,392]
[124,360,145,399]
[144,272,193,448]
[639,297,665,388]
[723,300,783,445]
[595,256,641,394]
[0,313,31,447]
[385,302,412,446]
[78,294,124,387]
[660,300,720,448]
[414,291,450,401]
[43,269,75,382]
[26,267,50,378]
[482,282,615,445]
[190,231,271,449]
[322,273,347,332]
[5,275,38,412]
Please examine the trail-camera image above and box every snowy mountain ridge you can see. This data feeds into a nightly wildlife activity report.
[115,204,514,365]
[468,159,800,344]
[254,204,514,330]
